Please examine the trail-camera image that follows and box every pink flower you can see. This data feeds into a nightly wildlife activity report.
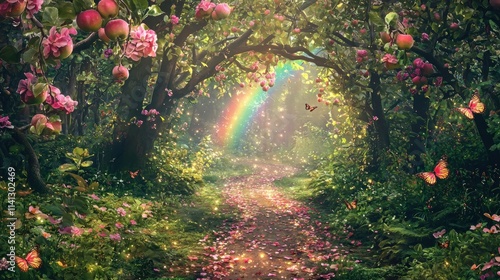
[130,219,137,225]
[470,223,482,230]
[45,86,78,114]
[170,15,179,25]
[372,116,378,121]
[42,27,77,59]
[0,115,13,129]
[98,232,107,237]
[434,77,443,87]
[136,120,143,127]
[195,0,215,19]
[17,72,49,104]
[356,50,368,57]
[123,25,158,61]
[26,0,43,19]
[59,226,85,236]
[0,0,24,17]
[109,233,121,241]
[382,53,398,64]
[122,202,131,208]
[89,194,100,201]
[432,229,446,239]
[47,216,62,225]
[421,33,429,41]
[115,222,123,229]
[116,207,126,216]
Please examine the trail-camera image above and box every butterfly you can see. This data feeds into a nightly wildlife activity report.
[416,158,449,185]
[455,94,485,119]
[438,240,450,249]
[305,103,318,112]
[343,199,357,210]
[129,170,139,179]
[16,248,42,272]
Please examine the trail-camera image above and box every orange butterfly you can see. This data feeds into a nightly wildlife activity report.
[455,94,485,119]
[16,248,42,272]
[129,170,139,179]
[416,159,449,185]
[305,103,318,112]
[344,199,357,210]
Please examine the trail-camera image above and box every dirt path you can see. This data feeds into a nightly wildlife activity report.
[196,161,356,280]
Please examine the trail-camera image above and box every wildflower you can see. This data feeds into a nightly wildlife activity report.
[432,229,446,238]
[59,226,85,236]
[89,193,100,201]
[116,207,126,216]
[103,48,113,58]
[421,32,429,41]
[372,116,378,121]
[109,233,121,241]
[122,202,131,208]
[0,115,13,129]
[170,15,179,25]
[0,257,9,270]
[123,25,158,61]
[136,120,143,127]
[115,222,124,229]
[42,27,77,59]
[130,219,137,225]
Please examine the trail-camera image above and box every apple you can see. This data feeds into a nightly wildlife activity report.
[105,19,129,40]
[97,0,119,19]
[58,40,73,59]
[490,0,500,9]
[433,12,441,22]
[77,9,103,32]
[211,3,231,20]
[380,32,392,43]
[422,63,435,76]
[112,65,129,80]
[395,34,414,50]
[98,28,110,42]
[0,0,27,17]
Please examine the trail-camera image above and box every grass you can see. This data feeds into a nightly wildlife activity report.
[273,170,314,201]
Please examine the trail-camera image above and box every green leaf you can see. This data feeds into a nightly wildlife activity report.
[0,45,20,63]
[80,160,93,167]
[58,2,76,20]
[369,11,384,27]
[59,163,78,172]
[33,83,48,97]
[145,5,164,18]
[42,7,59,26]
[43,204,65,216]
[67,172,89,189]
[73,0,95,14]
[385,12,399,26]
[73,147,85,156]
[22,48,38,65]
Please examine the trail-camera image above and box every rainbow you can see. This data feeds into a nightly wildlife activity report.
[214,62,298,149]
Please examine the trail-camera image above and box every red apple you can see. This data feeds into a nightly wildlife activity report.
[490,0,500,9]
[0,0,27,17]
[105,19,129,40]
[112,65,129,80]
[98,28,110,42]
[97,0,119,19]
[433,12,441,22]
[380,32,392,43]
[31,114,47,127]
[58,40,73,59]
[77,9,103,32]
[422,63,435,76]
[396,34,414,50]
[211,3,231,20]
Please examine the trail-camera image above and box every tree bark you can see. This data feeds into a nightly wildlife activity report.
[408,92,430,172]
[11,128,49,194]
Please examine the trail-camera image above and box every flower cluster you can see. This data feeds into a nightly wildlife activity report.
[0,115,13,129]
[382,53,398,70]
[42,27,77,59]
[26,0,43,19]
[45,85,79,114]
[170,15,179,25]
[124,25,158,61]
[396,58,441,93]
[195,0,215,19]
[17,72,45,104]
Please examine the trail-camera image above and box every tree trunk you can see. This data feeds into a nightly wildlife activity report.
[368,71,390,170]
[11,128,49,194]
[408,92,430,172]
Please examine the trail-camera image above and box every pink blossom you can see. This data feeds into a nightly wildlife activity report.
[170,15,179,25]
[47,216,62,225]
[470,223,482,230]
[26,0,43,19]
[0,115,13,129]
[45,86,78,114]
[122,202,131,208]
[356,50,368,57]
[124,25,158,61]
[0,0,24,17]
[17,72,45,104]
[372,116,378,121]
[42,27,77,59]
[421,33,429,41]
[115,222,124,229]
[136,120,143,127]
[116,207,127,216]
[432,229,446,238]
[59,226,85,236]
[382,53,398,64]
[89,193,100,201]
[98,232,107,237]
[195,0,215,19]
[109,233,121,241]
[130,219,137,225]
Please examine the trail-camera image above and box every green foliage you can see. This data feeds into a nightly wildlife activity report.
[58,147,93,172]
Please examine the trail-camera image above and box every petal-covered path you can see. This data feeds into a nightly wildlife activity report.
[196,161,357,279]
